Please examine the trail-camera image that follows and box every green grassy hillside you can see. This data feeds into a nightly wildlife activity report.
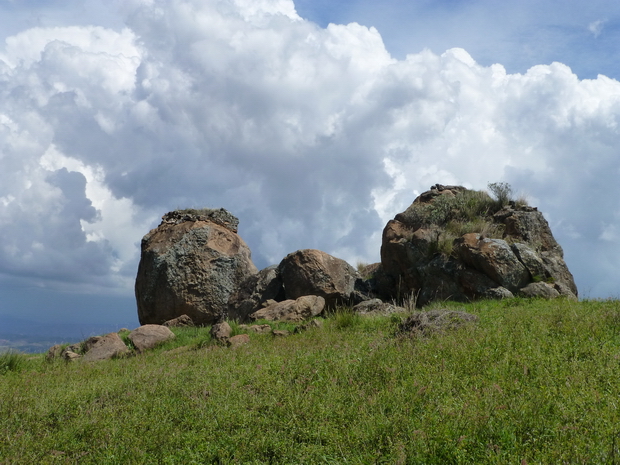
[2,298,620,463]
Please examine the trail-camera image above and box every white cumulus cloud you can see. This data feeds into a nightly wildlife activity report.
[1,0,620,312]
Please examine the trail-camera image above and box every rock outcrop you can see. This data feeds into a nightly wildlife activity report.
[134,189,577,326]
[135,209,257,326]
[378,184,577,305]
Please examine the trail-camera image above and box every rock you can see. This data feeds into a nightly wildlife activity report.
[249,295,326,322]
[227,334,250,348]
[510,243,547,281]
[353,299,404,315]
[278,249,361,308]
[553,282,579,300]
[83,337,102,353]
[163,315,195,328]
[46,344,64,361]
[228,265,285,322]
[398,309,478,336]
[161,208,240,233]
[62,350,82,361]
[135,209,258,326]
[519,282,560,299]
[47,344,83,362]
[454,234,530,292]
[210,321,232,342]
[454,267,512,300]
[239,324,272,334]
[272,330,290,337]
[82,333,131,362]
[128,325,175,354]
[380,184,577,306]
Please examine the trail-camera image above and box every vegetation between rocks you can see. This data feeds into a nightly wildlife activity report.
[2,298,619,463]
[400,183,528,258]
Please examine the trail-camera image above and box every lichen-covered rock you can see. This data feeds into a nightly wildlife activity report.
[278,249,361,308]
[379,184,577,306]
[135,210,257,326]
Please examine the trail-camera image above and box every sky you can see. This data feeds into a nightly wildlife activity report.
[1,0,620,342]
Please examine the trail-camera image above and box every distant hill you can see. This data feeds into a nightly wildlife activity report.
[0,314,138,353]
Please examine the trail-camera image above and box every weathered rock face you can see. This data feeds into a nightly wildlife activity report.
[278,249,361,308]
[135,209,257,326]
[379,184,577,306]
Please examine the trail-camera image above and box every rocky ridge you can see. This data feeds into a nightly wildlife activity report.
[133,184,577,328]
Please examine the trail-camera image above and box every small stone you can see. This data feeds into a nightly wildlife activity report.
[46,344,64,361]
[128,325,175,354]
[210,322,232,342]
[227,334,250,348]
[62,350,82,361]
[247,324,272,334]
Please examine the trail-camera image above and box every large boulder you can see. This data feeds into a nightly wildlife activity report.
[278,249,361,308]
[378,184,577,306]
[135,209,258,326]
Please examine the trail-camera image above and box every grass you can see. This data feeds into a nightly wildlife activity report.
[1,298,620,463]
[0,350,27,374]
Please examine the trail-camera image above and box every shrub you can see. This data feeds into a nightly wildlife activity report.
[409,189,497,229]
[487,182,513,208]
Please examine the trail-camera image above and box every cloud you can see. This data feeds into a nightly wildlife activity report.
[588,19,606,38]
[1,0,620,309]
